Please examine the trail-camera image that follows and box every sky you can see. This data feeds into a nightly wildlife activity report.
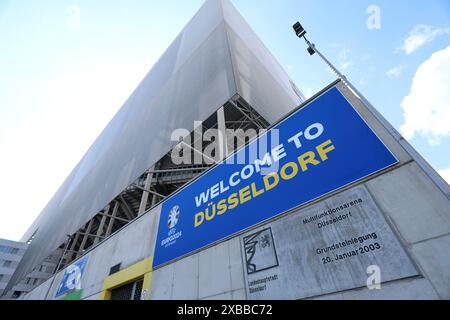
[0,0,449,241]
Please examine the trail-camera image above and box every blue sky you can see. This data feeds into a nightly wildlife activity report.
[0,0,449,240]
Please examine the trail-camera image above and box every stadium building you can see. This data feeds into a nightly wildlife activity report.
[3,0,450,300]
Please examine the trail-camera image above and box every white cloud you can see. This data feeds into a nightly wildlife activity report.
[338,48,353,71]
[339,61,353,71]
[397,25,450,55]
[386,65,405,78]
[400,45,450,145]
[439,168,450,185]
[361,54,371,62]
[66,5,81,30]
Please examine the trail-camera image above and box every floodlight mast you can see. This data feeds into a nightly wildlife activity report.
[291,20,450,196]
[292,21,379,115]
[292,21,347,85]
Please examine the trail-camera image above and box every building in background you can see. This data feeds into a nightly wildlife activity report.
[0,239,28,298]
[1,239,61,299]
[5,0,450,300]
[0,239,28,296]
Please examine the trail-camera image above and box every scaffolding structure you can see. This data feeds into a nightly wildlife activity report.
[18,96,270,288]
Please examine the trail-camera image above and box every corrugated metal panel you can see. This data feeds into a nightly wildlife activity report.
[222,0,304,122]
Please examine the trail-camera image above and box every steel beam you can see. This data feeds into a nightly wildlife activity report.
[138,167,155,216]
[76,219,94,258]
[93,205,109,246]
[105,201,120,237]
[118,195,135,220]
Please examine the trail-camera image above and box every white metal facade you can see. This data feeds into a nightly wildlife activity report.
[10,0,303,289]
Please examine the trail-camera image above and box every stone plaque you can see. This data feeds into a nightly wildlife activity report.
[240,185,418,299]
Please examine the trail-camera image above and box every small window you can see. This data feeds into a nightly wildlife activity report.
[0,246,12,254]
[110,278,144,301]
[11,248,19,254]
[109,263,121,275]
[3,260,12,268]
[0,274,4,282]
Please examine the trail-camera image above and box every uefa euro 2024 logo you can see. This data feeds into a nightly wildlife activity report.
[167,205,180,231]
[162,205,182,246]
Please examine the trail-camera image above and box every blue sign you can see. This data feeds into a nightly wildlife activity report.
[153,87,398,268]
[55,255,89,297]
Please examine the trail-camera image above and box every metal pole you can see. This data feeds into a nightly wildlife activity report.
[299,33,450,197]
[303,36,347,83]
[306,37,387,123]
[44,235,72,300]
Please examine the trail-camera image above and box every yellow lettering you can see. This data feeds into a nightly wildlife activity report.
[205,204,215,221]
[194,212,204,228]
[316,140,335,161]
[280,162,299,180]
[251,182,265,198]
[264,173,279,191]
[298,151,320,172]
[227,193,239,210]
[239,186,252,204]
[217,199,227,216]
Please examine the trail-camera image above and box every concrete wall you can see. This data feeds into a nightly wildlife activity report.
[22,202,247,300]
[307,160,450,300]
[22,83,450,300]
[150,237,246,300]
[22,203,161,300]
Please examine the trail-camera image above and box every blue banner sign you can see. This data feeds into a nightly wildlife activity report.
[55,255,88,298]
[153,86,398,268]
